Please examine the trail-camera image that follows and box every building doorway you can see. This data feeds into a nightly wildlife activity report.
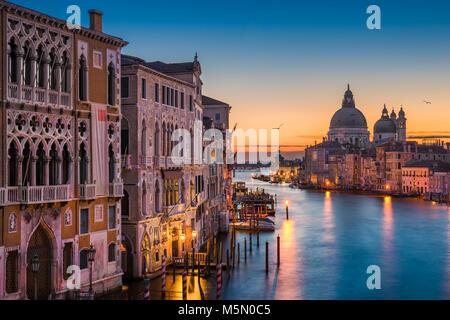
[172,240,179,258]
[26,225,52,300]
[121,237,133,279]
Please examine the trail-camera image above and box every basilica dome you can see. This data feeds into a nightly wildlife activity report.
[329,86,368,129]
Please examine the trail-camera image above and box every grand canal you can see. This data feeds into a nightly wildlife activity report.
[112,170,450,300]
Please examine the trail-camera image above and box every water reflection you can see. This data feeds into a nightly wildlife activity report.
[323,192,335,243]
[383,196,393,251]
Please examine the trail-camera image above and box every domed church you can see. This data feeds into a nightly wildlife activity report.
[328,85,370,147]
[373,104,407,143]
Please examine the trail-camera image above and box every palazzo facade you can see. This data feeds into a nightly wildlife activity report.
[0,2,127,299]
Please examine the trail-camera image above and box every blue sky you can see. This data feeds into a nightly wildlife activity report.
[12,0,450,157]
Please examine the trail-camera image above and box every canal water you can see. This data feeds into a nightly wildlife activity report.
[108,170,450,300]
[221,170,450,300]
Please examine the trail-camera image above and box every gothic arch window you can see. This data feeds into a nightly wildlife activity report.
[107,62,115,106]
[61,51,71,93]
[121,118,129,155]
[36,142,46,186]
[8,141,19,186]
[36,45,46,88]
[78,55,87,101]
[22,41,33,86]
[49,48,57,91]
[108,144,115,183]
[22,141,32,187]
[62,144,71,184]
[79,143,88,185]
[7,38,18,84]
[49,143,59,185]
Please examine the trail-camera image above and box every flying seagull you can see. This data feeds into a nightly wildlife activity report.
[423,100,432,104]
[273,123,284,130]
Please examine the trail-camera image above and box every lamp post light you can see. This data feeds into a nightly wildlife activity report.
[88,244,96,299]
[285,200,289,220]
[192,230,197,274]
[31,254,40,300]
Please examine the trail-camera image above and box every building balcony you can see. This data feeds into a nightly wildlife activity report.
[21,185,71,204]
[163,203,186,216]
[153,156,166,169]
[109,182,124,198]
[7,82,72,109]
[166,156,184,168]
[79,184,96,201]
[0,185,72,206]
[140,156,153,169]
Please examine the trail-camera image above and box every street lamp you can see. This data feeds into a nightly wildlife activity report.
[88,244,96,299]
[285,200,289,220]
[31,254,40,300]
[191,230,197,274]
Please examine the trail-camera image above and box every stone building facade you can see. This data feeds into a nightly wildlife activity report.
[0,2,127,299]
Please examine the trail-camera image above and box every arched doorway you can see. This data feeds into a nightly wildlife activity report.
[27,224,52,300]
[121,237,133,279]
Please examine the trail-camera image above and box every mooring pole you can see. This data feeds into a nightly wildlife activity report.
[265,242,269,273]
[244,238,247,260]
[277,235,280,267]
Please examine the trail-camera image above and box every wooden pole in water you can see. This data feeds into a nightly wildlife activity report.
[220,242,223,264]
[265,241,269,273]
[232,242,235,269]
[226,249,230,274]
[249,233,252,252]
[277,235,280,267]
[237,242,240,264]
[244,238,247,260]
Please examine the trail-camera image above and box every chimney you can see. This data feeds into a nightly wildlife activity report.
[88,9,103,32]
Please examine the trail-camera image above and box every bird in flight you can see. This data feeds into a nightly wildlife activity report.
[423,100,432,104]
[273,123,284,130]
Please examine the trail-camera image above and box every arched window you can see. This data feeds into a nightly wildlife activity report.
[141,120,147,156]
[49,48,57,90]
[22,41,33,86]
[49,144,59,185]
[6,251,18,293]
[122,190,130,217]
[22,142,32,186]
[36,143,45,186]
[154,123,160,156]
[7,38,18,84]
[108,243,116,262]
[36,45,46,88]
[8,142,19,186]
[108,144,115,183]
[79,143,88,185]
[78,55,87,101]
[174,180,179,204]
[141,234,150,274]
[162,123,166,156]
[121,118,129,155]
[155,181,161,213]
[62,144,71,184]
[61,51,71,93]
[142,181,147,216]
[107,62,115,106]
[181,180,186,203]
[79,249,88,270]
[63,243,73,280]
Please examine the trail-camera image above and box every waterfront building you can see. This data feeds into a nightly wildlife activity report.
[401,161,450,195]
[429,169,450,203]
[0,2,127,299]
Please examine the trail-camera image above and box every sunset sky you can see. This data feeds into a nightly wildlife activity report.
[15,0,450,158]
